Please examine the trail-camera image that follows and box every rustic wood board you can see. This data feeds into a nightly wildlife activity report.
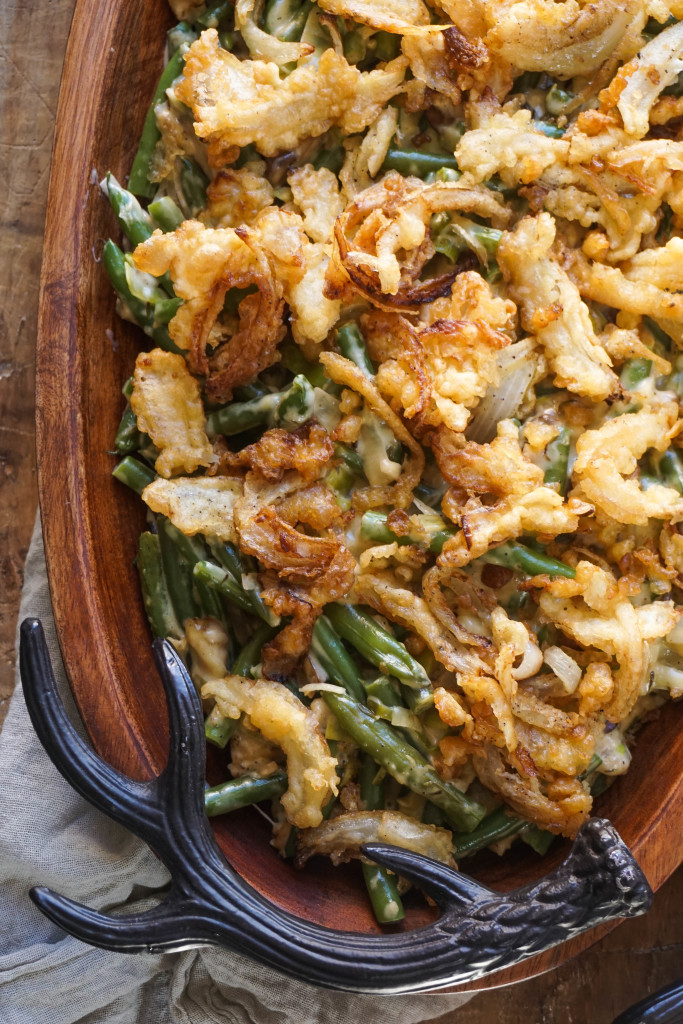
[0,0,680,1018]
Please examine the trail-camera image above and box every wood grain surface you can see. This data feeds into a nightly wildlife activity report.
[0,1,680,1020]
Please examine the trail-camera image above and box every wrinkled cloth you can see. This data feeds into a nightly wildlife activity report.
[0,517,473,1023]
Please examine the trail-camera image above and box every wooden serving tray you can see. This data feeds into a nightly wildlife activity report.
[36,0,683,991]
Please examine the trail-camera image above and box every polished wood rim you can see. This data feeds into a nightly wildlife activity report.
[36,0,683,991]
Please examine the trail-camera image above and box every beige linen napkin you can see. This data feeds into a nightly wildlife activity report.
[0,517,473,1023]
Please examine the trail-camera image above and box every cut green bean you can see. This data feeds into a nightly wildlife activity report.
[333,443,365,478]
[112,456,156,495]
[197,1,232,28]
[325,604,431,688]
[232,622,280,675]
[382,149,459,178]
[311,615,366,701]
[205,770,288,816]
[205,705,240,749]
[206,375,314,438]
[208,540,277,624]
[156,516,201,627]
[359,750,405,924]
[323,690,486,832]
[114,405,142,455]
[129,49,185,199]
[431,215,502,264]
[543,426,571,492]
[178,157,210,218]
[137,532,182,640]
[336,322,374,377]
[103,240,179,351]
[194,560,278,622]
[105,173,154,247]
[519,824,555,856]
[452,806,526,859]
[360,510,456,554]
[482,542,576,579]
[149,195,185,232]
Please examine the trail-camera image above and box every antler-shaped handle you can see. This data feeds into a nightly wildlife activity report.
[20,617,653,993]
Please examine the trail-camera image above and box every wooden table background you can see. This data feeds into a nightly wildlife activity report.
[0,2,681,1020]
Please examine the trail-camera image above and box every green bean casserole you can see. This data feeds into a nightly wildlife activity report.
[105,0,683,923]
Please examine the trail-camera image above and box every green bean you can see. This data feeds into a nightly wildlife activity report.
[205,376,311,438]
[208,540,276,624]
[311,615,366,701]
[114,404,142,455]
[543,426,571,492]
[233,622,280,675]
[401,680,434,717]
[105,173,154,247]
[621,357,652,389]
[336,323,374,378]
[102,240,180,351]
[333,442,365,478]
[325,603,431,688]
[194,560,278,623]
[205,770,288,816]
[326,464,355,508]
[197,1,232,28]
[382,149,459,178]
[322,690,486,832]
[112,456,156,495]
[519,824,555,856]
[482,542,576,579]
[431,216,502,264]
[364,677,431,752]
[360,510,456,555]
[129,49,185,199]
[358,752,405,924]
[205,705,239,749]
[178,157,210,218]
[452,806,526,859]
[149,195,185,232]
[156,517,201,626]
[277,373,316,426]
[137,532,182,640]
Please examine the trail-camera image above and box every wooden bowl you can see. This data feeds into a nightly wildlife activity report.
[36,0,683,992]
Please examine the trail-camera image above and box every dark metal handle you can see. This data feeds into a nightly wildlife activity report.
[19,616,653,994]
[614,979,683,1024]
